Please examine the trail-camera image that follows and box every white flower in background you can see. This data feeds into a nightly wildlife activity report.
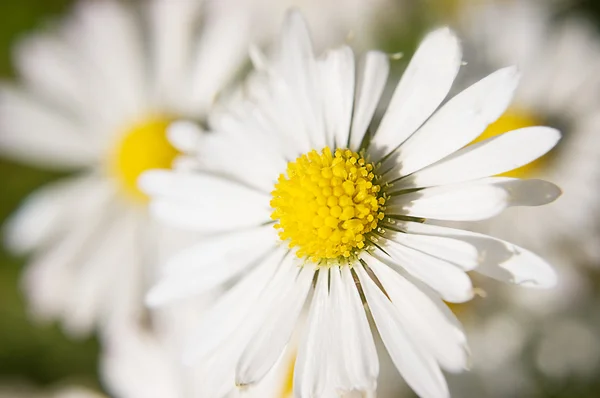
[141,12,560,398]
[459,0,600,265]
[0,0,381,337]
[0,0,248,337]
[213,0,388,50]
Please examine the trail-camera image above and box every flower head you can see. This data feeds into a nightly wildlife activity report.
[141,11,560,398]
[0,0,258,336]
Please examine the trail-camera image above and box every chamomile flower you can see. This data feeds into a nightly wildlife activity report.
[0,0,282,336]
[458,0,600,265]
[141,12,560,398]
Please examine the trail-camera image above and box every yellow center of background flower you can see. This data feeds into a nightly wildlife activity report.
[473,108,545,178]
[271,147,385,263]
[110,116,179,202]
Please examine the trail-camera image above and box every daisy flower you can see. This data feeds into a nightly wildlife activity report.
[0,0,251,337]
[0,0,379,337]
[140,11,560,398]
[457,0,600,265]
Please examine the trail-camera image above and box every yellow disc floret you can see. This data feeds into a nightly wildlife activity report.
[109,116,179,202]
[270,147,385,263]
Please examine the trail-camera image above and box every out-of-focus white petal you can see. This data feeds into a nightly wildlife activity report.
[139,170,270,232]
[167,120,203,154]
[65,0,146,121]
[4,176,98,254]
[146,0,202,111]
[101,324,183,398]
[146,228,276,306]
[0,87,97,168]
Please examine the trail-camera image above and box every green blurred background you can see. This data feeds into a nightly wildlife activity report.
[1,0,600,396]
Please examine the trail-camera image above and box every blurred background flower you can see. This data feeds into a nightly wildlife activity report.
[1,0,600,397]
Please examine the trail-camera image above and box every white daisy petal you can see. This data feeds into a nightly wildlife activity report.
[181,248,285,364]
[349,51,389,151]
[328,267,379,394]
[370,235,474,303]
[236,265,313,386]
[387,182,509,221]
[320,45,355,149]
[367,255,469,372]
[167,120,203,154]
[276,10,324,151]
[19,180,115,331]
[63,207,138,336]
[378,227,479,271]
[395,221,557,288]
[146,0,202,109]
[14,33,85,113]
[3,176,97,254]
[487,178,562,206]
[146,231,275,306]
[386,66,520,176]
[388,177,561,222]
[67,0,145,119]
[162,227,275,276]
[0,87,96,168]
[477,243,558,288]
[356,264,450,398]
[199,253,302,397]
[186,4,250,114]
[199,122,287,192]
[139,170,271,231]
[396,126,561,189]
[370,28,462,158]
[294,268,331,398]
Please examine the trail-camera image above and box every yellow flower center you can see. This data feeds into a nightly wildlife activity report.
[270,147,385,263]
[109,116,179,202]
[473,108,547,178]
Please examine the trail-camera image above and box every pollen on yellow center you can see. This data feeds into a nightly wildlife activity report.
[109,116,179,202]
[270,147,385,263]
[473,108,546,178]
